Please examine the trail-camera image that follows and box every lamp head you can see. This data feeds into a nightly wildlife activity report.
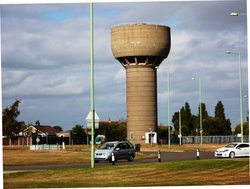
[230,12,238,16]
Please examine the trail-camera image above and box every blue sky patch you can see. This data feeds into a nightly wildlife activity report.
[42,10,74,21]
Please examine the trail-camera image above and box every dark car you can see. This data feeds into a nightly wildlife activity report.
[94,141,136,163]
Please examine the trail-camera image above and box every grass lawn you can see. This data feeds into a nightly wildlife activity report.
[3,145,155,165]
[2,143,226,165]
[4,159,249,188]
[3,149,90,165]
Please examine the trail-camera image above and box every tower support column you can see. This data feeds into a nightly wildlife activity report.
[126,65,157,143]
[111,23,171,145]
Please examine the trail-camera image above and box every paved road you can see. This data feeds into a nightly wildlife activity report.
[3,151,215,173]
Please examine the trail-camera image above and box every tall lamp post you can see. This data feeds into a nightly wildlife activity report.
[192,76,202,145]
[167,69,171,149]
[179,109,182,145]
[226,51,243,143]
[90,1,95,168]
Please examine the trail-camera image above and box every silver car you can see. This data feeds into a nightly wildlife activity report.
[94,141,136,163]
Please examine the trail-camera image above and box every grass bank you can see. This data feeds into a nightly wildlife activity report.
[3,149,90,165]
[3,143,225,165]
[3,147,155,166]
[4,159,249,188]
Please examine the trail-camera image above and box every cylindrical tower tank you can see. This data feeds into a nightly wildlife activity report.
[111,23,171,144]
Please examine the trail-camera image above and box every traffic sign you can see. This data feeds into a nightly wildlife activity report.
[86,110,100,129]
[36,137,40,144]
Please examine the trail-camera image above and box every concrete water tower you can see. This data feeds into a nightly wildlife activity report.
[111,23,171,144]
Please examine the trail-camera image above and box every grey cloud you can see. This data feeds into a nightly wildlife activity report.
[1,1,248,129]
[2,17,89,70]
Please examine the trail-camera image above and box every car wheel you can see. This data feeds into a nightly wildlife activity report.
[95,160,99,163]
[128,154,134,161]
[229,152,235,158]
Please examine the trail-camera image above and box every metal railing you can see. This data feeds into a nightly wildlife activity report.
[181,135,249,144]
[30,144,61,150]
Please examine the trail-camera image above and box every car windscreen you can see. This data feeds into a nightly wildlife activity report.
[99,142,116,150]
[225,143,238,148]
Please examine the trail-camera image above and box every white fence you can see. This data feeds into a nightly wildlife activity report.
[181,135,249,144]
[30,144,61,150]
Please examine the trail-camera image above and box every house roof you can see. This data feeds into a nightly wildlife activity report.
[19,125,59,137]
[34,125,59,135]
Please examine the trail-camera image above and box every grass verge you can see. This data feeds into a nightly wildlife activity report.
[3,149,90,165]
[3,148,155,165]
[4,159,249,188]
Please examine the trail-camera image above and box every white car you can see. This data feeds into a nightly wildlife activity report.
[215,143,249,158]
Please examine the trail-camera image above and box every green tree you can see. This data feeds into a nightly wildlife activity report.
[2,100,23,137]
[193,101,231,135]
[53,126,63,131]
[172,102,194,135]
[195,102,210,135]
[71,124,87,144]
[172,112,179,133]
[202,117,217,135]
[72,125,84,137]
[214,101,231,135]
[182,103,195,135]
[234,122,249,136]
[215,101,225,119]
[96,121,126,141]
[158,125,167,143]
[198,103,209,119]
[172,101,233,136]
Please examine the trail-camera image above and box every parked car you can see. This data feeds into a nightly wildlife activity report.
[94,141,136,163]
[215,143,249,158]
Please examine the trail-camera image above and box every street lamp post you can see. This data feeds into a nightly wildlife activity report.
[167,69,171,149]
[90,2,95,168]
[226,51,243,143]
[179,109,182,145]
[192,76,203,145]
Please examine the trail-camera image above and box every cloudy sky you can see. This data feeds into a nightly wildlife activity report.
[0,0,248,131]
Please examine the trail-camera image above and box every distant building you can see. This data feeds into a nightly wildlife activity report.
[3,125,61,146]
[56,130,71,138]
[33,125,59,136]
[19,125,59,137]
